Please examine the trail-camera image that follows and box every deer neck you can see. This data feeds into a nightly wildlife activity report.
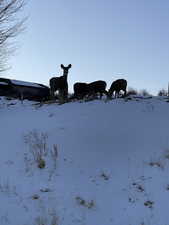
[63,70,68,78]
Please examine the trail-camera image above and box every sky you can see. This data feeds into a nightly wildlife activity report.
[4,0,169,94]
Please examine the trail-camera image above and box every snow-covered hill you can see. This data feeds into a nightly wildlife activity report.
[1,96,169,225]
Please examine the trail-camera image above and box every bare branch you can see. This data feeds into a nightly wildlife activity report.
[0,0,26,72]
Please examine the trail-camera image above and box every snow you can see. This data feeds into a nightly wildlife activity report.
[0,96,169,225]
[0,82,8,85]
[11,79,47,88]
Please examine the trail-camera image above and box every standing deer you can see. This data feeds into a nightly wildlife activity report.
[108,79,127,98]
[49,64,71,100]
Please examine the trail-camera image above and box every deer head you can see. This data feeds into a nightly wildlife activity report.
[61,64,72,77]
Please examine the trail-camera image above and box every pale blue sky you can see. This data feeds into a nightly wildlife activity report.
[5,0,169,94]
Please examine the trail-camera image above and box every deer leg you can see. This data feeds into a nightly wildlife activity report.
[62,88,68,101]
[123,89,127,97]
[58,89,64,103]
[103,90,109,99]
[99,92,103,99]
[50,89,55,100]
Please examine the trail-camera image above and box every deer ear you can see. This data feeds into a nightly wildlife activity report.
[68,64,72,68]
[61,64,64,69]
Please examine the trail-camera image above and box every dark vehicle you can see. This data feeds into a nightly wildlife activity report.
[0,78,50,101]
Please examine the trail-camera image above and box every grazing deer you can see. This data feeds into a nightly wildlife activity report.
[108,79,127,98]
[73,82,88,99]
[49,64,71,100]
[87,80,108,99]
[73,80,108,100]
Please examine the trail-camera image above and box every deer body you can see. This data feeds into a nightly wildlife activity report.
[49,64,71,100]
[87,80,108,99]
[73,82,88,99]
[108,79,127,98]
[73,80,107,99]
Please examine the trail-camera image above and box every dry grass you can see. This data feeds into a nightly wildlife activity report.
[32,194,40,200]
[148,160,164,170]
[76,196,95,209]
[35,209,59,225]
[40,188,51,193]
[164,149,169,160]
[132,182,145,192]
[24,130,48,169]
[100,172,110,180]
[24,130,58,171]
[0,180,17,196]
[144,200,154,208]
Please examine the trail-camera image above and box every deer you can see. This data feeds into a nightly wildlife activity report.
[73,80,108,100]
[87,80,108,99]
[73,82,88,99]
[108,79,127,98]
[49,64,71,100]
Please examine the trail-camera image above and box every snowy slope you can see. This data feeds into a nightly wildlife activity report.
[0,96,169,225]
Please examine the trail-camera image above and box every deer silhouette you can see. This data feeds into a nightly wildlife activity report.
[73,82,88,99]
[49,64,71,100]
[108,79,127,98]
[87,80,108,99]
[73,80,108,99]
